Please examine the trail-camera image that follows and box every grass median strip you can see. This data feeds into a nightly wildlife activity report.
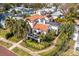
[12,47,31,56]
[0,41,12,48]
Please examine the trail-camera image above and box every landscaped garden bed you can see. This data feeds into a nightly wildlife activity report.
[12,47,31,56]
[20,39,51,51]
[0,41,12,48]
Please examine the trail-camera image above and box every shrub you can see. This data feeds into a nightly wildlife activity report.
[9,36,21,42]
[25,40,50,50]
[5,32,14,39]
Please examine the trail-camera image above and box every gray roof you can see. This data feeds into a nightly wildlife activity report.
[51,11,63,16]
[49,22,60,27]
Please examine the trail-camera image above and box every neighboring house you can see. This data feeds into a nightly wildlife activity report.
[8,7,34,15]
[36,7,56,15]
[51,10,64,19]
[73,25,79,51]
[49,22,60,35]
[36,8,64,19]
[73,20,79,51]
[72,25,79,41]
[7,14,24,20]
[7,7,34,20]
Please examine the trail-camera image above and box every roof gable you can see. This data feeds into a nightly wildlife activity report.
[33,24,48,32]
[27,14,45,21]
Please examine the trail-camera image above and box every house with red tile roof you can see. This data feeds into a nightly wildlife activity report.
[25,14,61,42]
[26,14,49,28]
[25,14,60,35]
[33,24,49,34]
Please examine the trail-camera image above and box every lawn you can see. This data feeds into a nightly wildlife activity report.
[0,29,9,38]
[39,40,75,56]
[20,39,51,51]
[61,49,78,56]
[0,41,12,48]
[9,36,21,43]
[68,39,75,47]
[12,47,31,56]
[0,29,21,43]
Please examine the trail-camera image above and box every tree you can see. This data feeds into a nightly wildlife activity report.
[39,33,46,41]
[59,21,75,36]
[45,30,56,42]
[15,20,31,39]
[5,17,31,39]
[5,17,16,31]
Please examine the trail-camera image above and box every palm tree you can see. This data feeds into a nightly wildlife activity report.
[15,19,31,39]
[5,17,31,40]
[5,17,15,31]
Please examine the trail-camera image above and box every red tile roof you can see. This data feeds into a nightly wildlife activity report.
[27,14,45,22]
[33,24,48,32]
[0,46,16,56]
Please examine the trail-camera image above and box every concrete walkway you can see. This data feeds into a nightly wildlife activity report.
[0,33,60,56]
[0,38,39,56]
[17,45,39,56]
[9,40,23,50]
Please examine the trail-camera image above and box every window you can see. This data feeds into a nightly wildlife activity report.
[40,20,44,23]
[40,18,45,23]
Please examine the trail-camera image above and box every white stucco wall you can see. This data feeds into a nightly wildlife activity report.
[28,21,33,28]
[73,32,78,41]
[51,25,58,30]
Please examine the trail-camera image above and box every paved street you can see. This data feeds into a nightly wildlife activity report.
[0,46,16,56]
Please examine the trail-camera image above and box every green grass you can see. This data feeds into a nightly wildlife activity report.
[0,29,21,43]
[12,47,31,56]
[20,39,51,51]
[0,41,12,48]
[0,29,9,38]
[9,36,21,43]
[68,39,75,46]
[39,47,57,56]
[61,49,77,56]
[39,40,75,56]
